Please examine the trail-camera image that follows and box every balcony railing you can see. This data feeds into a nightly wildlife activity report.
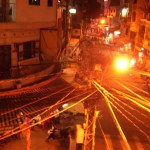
[0,63,55,80]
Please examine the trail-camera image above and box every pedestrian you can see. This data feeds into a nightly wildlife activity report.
[46,125,55,142]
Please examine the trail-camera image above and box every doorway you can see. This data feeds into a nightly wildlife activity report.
[0,45,11,78]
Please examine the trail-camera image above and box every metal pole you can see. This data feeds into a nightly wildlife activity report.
[83,98,99,150]
[65,0,70,46]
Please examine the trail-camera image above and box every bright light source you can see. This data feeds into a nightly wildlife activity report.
[114,30,120,35]
[130,59,136,67]
[62,103,68,108]
[115,57,129,70]
[122,8,128,17]
[106,27,109,31]
[69,8,76,14]
[109,33,113,38]
[100,19,106,24]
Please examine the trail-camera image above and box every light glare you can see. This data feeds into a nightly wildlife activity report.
[69,8,76,14]
[115,58,129,70]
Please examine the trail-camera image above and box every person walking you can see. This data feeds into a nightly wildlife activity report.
[46,125,55,142]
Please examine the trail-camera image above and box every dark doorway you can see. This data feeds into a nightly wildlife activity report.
[0,45,11,78]
[23,41,33,59]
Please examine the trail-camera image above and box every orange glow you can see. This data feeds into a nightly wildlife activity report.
[114,57,130,71]
[100,19,105,24]
[100,19,106,24]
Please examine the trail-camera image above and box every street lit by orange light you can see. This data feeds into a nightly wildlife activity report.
[115,57,130,71]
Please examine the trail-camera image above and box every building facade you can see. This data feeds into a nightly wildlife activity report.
[101,0,150,69]
[0,0,65,79]
[129,0,150,69]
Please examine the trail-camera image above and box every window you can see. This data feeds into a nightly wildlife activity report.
[133,0,137,4]
[16,41,39,61]
[29,0,40,5]
[23,41,36,59]
[48,0,53,6]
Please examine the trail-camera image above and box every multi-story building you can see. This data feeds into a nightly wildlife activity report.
[129,0,150,69]
[68,0,88,38]
[102,0,127,31]
[0,0,65,80]
[102,0,150,68]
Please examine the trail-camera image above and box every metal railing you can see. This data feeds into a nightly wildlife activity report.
[0,63,55,80]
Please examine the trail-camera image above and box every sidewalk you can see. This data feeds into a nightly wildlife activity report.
[0,126,68,150]
[0,113,85,150]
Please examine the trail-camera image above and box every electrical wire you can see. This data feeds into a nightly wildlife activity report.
[120,80,149,95]
[111,88,150,113]
[108,94,150,128]
[109,101,150,139]
[93,80,131,150]
[0,86,72,116]
[110,88,149,119]
[97,117,111,150]
[0,86,93,123]
[116,81,150,104]
[93,80,150,140]
[0,90,97,140]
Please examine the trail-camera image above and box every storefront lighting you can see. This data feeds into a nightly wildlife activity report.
[106,27,109,31]
[122,8,128,18]
[100,19,106,24]
[114,30,120,36]
[69,8,76,14]
[109,33,113,38]
[128,43,131,48]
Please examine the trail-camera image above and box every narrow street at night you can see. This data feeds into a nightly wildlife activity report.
[0,0,150,150]
[0,71,149,150]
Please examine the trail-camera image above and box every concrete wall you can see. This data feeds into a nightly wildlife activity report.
[41,29,58,62]
[0,65,55,91]
[0,29,40,45]
[16,0,57,23]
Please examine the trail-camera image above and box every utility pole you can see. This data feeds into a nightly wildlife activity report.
[65,0,70,46]
[83,96,99,150]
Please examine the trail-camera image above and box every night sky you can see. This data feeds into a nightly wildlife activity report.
[86,0,101,18]
[110,0,120,6]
